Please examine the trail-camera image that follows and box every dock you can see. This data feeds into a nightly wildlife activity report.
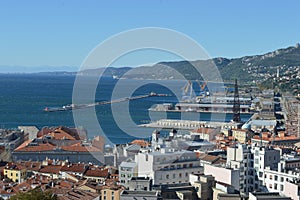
[139,119,241,130]
[44,92,169,112]
[149,103,252,114]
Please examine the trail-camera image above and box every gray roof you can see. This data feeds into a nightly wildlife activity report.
[249,120,277,126]
[119,161,137,168]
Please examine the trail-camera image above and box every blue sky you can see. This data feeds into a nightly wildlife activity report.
[0,0,299,72]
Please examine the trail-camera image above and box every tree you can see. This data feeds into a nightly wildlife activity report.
[10,188,57,200]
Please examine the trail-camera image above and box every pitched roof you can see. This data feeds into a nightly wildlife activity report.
[84,168,109,178]
[20,161,42,171]
[54,189,100,200]
[15,141,102,153]
[37,126,82,140]
[60,164,86,173]
[47,131,76,140]
[61,143,102,152]
[5,163,26,170]
[39,165,63,174]
[12,182,31,193]
[130,140,149,147]
[191,127,217,134]
[201,154,220,164]
[14,142,56,152]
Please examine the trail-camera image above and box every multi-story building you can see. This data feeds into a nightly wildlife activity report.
[190,127,220,141]
[231,129,253,144]
[119,161,138,188]
[189,174,215,200]
[136,149,203,186]
[204,164,240,191]
[101,186,123,200]
[251,145,280,191]
[283,180,300,200]
[226,144,256,194]
[263,166,299,193]
[3,164,27,183]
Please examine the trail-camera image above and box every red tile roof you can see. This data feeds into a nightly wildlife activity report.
[5,163,26,170]
[39,165,63,174]
[60,164,86,173]
[61,143,102,152]
[12,182,31,193]
[201,154,220,163]
[58,181,73,189]
[130,140,150,147]
[191,127,216,134]
[15,141,102,153]
[47,131,76,140]
[37,126,82,140]
[84,168,109,178]
[19,161,42,171]
[14,142,56,152]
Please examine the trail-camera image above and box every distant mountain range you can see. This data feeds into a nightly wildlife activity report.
[0,66,78,73]
[2,44,300,84]
[74,43,300,83]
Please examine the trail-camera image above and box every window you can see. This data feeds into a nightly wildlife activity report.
[166,174,169,179]
[275,175,278,181]
[255,150,259,156]
[179,173,182,178]
[173,174,176,178]
[185,172,188,177]
[280,185,284,191]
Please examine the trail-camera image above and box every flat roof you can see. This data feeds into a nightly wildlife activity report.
[119,162,137,168]
[175,103,250,108]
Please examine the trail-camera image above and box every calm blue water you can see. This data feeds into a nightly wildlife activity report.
[0,74,250,144]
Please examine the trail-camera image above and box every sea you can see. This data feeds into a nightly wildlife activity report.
[0,74,251,144]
